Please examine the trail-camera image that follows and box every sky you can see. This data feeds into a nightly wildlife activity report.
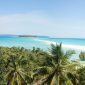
[0,0,85,38]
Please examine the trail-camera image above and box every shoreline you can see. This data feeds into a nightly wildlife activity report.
[37,39,85,51]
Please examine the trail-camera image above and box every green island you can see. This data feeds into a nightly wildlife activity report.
[18,35,37,37]
[0,43,85,85]
[18,35,49,38]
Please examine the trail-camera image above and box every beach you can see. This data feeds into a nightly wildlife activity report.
[37,39,85,51]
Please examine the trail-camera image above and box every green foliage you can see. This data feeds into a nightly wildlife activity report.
[42,43,79,85]
[77,67,85,85]
[0,44,83,85]
[0,46,51,84]
[79,51,85,61]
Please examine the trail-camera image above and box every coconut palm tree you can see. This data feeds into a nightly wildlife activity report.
[6,54,27,85]
[79,51,85,61]
[77,67,85,85]
[41,43,80,85]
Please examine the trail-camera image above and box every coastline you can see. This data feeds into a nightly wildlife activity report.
[37,39,85,51]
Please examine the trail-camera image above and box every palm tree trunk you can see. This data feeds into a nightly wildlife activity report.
[57,75,59,85]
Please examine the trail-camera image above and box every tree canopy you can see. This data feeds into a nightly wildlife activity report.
[0,43,84,85]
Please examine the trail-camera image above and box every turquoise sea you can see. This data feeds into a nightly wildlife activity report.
[0,35,85,60]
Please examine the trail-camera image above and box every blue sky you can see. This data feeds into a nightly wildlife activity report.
[0,0,85,38]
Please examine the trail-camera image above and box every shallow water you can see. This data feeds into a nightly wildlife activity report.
[37,37,85,46]
[0,36,50,49]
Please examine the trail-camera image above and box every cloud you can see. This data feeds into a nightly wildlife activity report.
[0,12,55,26]
[0,11,85,38]
[0,11,60,35]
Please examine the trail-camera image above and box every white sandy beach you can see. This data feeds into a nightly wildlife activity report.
[37,39,85,51]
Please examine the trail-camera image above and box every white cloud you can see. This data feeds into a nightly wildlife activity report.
[0,12,55,26]
[0,11,59,35]
[0,11,85,38]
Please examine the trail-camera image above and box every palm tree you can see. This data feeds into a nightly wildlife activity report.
[79,51,85,61]
[6,54,27,85]
[77,67,85,85]
[41,43,80,85]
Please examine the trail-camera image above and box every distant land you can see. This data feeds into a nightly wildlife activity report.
[18,35,37,37]
[0,34,84,39]
[18,35,49,38]
[0,34,49,38]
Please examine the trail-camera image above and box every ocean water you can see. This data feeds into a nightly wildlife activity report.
[37,37,85,46]
[0,36,49,49]
[0,36,85,60]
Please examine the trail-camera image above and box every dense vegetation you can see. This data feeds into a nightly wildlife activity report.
[79,51,85,61]
[0,43,85,85]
